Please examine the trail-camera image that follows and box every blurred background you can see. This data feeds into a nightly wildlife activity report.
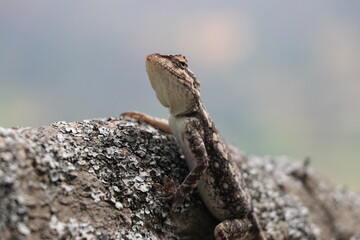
[0,1,359,189]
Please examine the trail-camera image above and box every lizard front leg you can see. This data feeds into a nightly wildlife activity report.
[121,111,172,134]
[122,113,209,211]
[155,122,209,211]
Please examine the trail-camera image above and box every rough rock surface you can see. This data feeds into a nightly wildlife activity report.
[0,116,359,240]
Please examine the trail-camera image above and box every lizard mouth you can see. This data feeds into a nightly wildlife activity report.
[146,53,161,62]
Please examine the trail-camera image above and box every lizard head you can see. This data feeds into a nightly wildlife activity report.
[146,53,201,116]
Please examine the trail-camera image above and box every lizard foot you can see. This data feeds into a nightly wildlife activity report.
[120,111,171,134]
[152,176,184,212]
[214,219,251,240]
[214,216,267,240]
[120,111,147,121]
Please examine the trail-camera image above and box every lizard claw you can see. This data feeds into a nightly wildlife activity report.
[152,176,183,212]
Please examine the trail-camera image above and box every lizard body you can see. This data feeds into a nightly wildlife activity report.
[123,53,266,240]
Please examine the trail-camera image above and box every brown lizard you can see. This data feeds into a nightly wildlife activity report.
[122,53,267,240]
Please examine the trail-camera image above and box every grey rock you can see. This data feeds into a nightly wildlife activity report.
[0,117,359,240]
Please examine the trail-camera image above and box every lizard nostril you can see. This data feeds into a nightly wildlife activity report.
[146,56,152,62]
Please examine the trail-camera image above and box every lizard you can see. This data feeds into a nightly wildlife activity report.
[122,53,267,240]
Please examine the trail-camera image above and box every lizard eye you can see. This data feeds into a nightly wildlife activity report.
[176,60,188,69]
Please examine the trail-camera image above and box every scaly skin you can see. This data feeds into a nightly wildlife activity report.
[123,53,266,240]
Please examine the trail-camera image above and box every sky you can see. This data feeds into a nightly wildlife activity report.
[0,0,359,189]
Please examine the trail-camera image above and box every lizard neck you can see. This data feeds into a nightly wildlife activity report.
[172,100,215,137]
